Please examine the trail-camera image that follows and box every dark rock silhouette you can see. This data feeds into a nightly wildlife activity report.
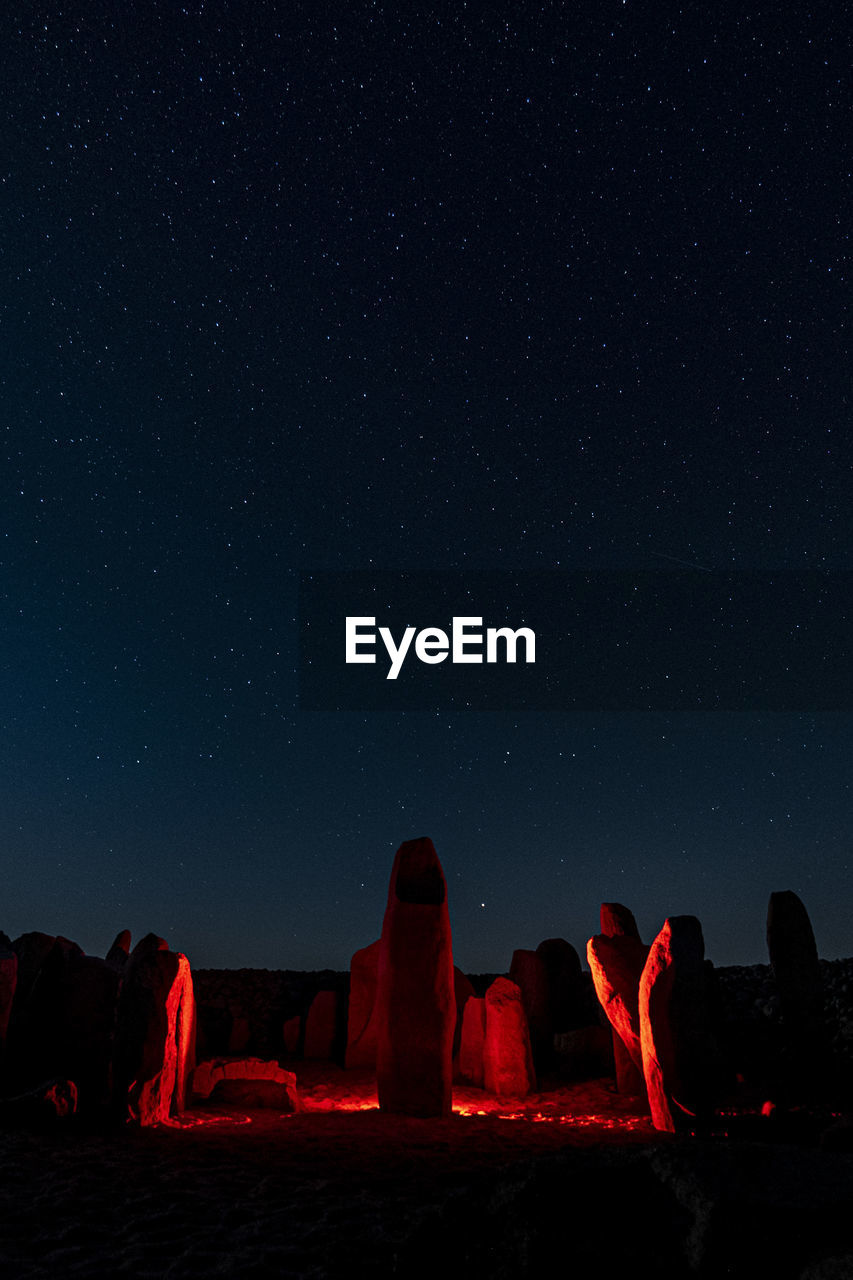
[453,967,476,1060]
[509,949,551,1066]
[535,937,586,1033]
[304,990,338,1060]
[457,995,486,1086]
[767,889,829,1088]
[105,929,132,972]
[0,937,16,1069]
[0,1077,77,1127]
[375,837,455,1117]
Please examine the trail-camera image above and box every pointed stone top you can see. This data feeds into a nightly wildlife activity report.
[600,903,640,940]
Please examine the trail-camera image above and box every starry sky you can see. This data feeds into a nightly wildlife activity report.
[2,2,850,971]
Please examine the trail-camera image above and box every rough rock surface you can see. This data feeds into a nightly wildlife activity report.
[303,989,339,1060]
[600,902,641,940]
[457,995,486,1087]
[483,977,536,1097]
[375,837,455,1117]
[191,1057,300,1110]
[639,915,720,1132]
[113,946,196,1126]
[0,1078,78,1127]
[509,949,551,1065]
[345,940,381,1068]
[587,932,649,1074]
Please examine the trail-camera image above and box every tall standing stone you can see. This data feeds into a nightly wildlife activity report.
[105,930,132,972]
[113,942,196,1125]
[587,932,648,1080]
[593,902,647,1096]
[639,915,720,1132]
[0,936,17,1074]
[304,990,339,1060]
[600,902,641,940]
[457,996,486,1087]
[483,977,536,1097]
[375,837,455,1117]
[509,949,551,1066]
[535,938,586,1033]
[345,939,381,1068]
[767,889,828,1084]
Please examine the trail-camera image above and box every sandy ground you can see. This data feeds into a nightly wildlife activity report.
[7,1065,853,1279]
[0,1067,657,1278]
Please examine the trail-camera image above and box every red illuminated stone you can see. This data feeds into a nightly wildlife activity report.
[457,995,486,1087]
[191,1057,300,1110]
[345,939,381,1068]
[586,932,648,1075]
[113,945,197,1126]
[639,915,719,1132]
[483,977,536,1098]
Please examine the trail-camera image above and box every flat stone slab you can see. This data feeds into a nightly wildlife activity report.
[190,1057,301,1110]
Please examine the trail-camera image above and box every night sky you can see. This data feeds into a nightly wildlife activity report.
[2,3,850,972]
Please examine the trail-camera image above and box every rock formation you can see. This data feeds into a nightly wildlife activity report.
[304,990,339,1060]
[483,977,536,1097]
[638,915,720,1132]
[375,837,455,1117]
[767,889,828,1085]
[345,939,381,1068]
[191,1057,300,1110]
[113,941,196,1126]
[457,995,486,1087]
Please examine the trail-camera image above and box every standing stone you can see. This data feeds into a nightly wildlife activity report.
[57,952,122,1111]
[282,1016,301,1057]
[767,890,827,1080]
[7,937,84,1091]
[375,837,455,1117]
[105,930,132,972]
[639,916,720,1132]
[457,996,486,1087]
[535,938,586,1033]
[483,977,536,1097]
[589,903,649,1096]
[587,932,649,1074]
[509,949,551,1067]
[113,945,196,1125]
[0,937,17,1070]
[600,902,641,940]
[345,939,381,1068]
[453,967,476,1059]
[304,990,339,1060]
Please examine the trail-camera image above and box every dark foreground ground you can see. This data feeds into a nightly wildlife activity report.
[2,1067,853,1279]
